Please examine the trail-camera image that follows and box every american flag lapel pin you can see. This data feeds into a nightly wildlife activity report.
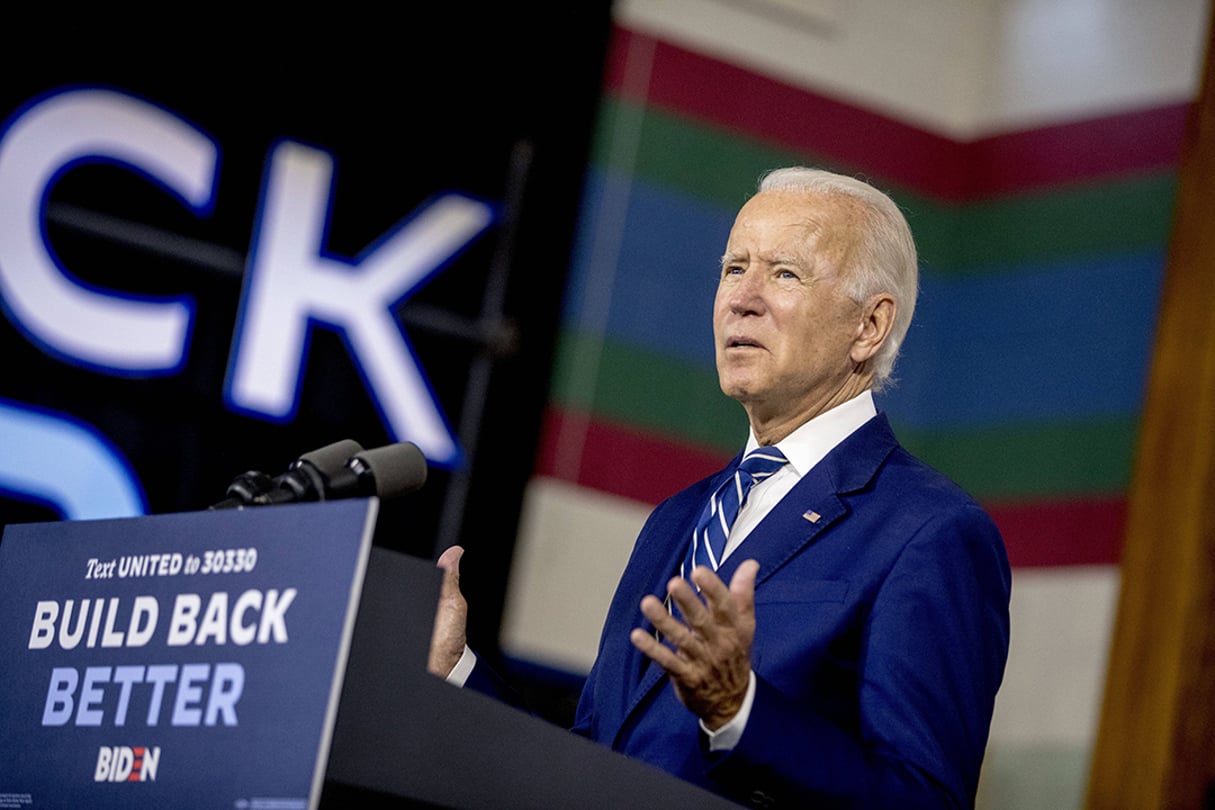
[802,509,821,523]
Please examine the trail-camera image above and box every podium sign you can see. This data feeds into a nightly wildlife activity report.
[0,499,378,810]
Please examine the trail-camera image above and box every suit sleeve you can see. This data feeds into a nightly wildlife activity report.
[708,504,1011,809]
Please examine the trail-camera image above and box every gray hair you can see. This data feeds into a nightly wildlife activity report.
[757,167,918,391]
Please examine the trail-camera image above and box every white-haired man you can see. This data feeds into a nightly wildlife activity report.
[431,167,1011,808]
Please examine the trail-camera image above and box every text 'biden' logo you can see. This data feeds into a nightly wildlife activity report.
[94,745,160,782]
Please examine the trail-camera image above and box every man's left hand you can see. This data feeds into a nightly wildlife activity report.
[630,559,760,730]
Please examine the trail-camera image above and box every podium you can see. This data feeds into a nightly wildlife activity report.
[322,546,744,809]
[0,503,740,809]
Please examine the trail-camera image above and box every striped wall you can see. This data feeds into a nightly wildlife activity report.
[542,24,1189,565]
[502,3,1209,808]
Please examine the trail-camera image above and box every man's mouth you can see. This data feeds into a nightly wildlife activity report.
[726,336,763,349]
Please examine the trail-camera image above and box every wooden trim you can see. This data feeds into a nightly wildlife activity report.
[1085,11,1215,809]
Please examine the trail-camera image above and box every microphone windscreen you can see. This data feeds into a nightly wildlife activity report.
[297,439,364,475]
[354,442,428,498]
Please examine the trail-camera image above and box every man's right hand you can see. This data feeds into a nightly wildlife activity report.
[427,544,468,678]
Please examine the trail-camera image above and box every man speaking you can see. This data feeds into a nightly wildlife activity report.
[429,167,1011,809]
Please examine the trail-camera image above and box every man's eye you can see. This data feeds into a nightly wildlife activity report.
[723,265,744,276]
[777,269,798,279]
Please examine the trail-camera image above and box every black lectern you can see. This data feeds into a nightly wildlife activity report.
[323,547,743,809]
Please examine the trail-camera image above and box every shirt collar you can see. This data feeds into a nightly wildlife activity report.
[743,390,877,477]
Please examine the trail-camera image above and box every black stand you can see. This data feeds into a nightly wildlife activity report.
[323,547,742,809]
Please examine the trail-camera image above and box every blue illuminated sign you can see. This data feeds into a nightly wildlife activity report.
[0,87,498,518]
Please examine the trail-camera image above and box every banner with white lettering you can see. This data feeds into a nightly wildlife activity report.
[0,499,377,810]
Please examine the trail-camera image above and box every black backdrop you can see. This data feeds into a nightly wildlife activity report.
[0,9,614,685]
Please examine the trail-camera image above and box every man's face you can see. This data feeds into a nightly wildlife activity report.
[713,189,866,425]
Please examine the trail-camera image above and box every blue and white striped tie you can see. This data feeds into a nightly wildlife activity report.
[683,447,788,579]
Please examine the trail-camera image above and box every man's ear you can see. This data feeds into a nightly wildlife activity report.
[850,293,896,365]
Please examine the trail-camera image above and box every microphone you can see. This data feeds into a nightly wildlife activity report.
[344,441,429,499]
[260,441,429,505]
[269,438,366,504]
[209,439,364,509]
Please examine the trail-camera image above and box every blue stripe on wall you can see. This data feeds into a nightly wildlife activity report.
[562,170,1164,430]
[883,252,1163,428]
[562,170,729,351]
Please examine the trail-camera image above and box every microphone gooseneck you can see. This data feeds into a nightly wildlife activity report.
[209,438,368,509]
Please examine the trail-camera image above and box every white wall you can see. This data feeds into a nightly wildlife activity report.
[613,0,1210,137]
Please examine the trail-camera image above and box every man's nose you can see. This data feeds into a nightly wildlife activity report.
[727,269,765,314]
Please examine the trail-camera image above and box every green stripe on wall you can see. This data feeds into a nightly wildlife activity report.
[946,176,1177,271]
[592,96,811,208]
[551,330,748,451]
[894,418,1138,500]
[550,330,1137,500]
[593,98,1177,272]
[592,96,851,211]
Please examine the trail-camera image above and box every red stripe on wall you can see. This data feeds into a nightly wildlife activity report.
[965,105,1190,196]
[605,27,966,199]
[986,497,1126,568]
[604,26,1189,201]
[535,407,1125,567]
[535,407,731,505]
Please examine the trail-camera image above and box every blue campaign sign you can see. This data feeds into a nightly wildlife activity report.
[0,499,378,810]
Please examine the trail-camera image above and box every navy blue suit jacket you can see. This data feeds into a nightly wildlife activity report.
[569,413,1011,808]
